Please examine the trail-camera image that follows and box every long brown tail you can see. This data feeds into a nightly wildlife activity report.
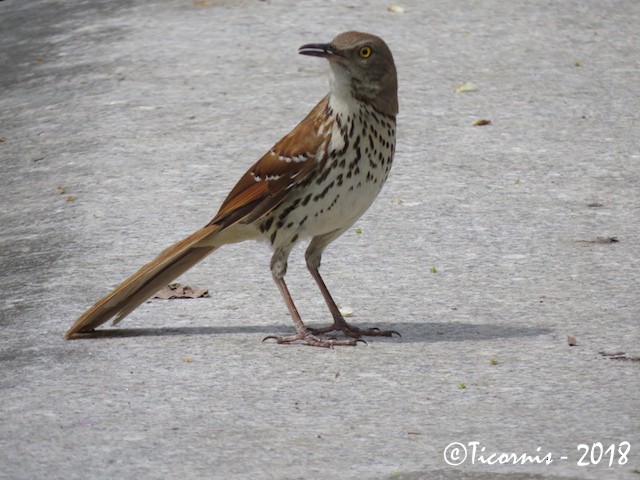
[65,224,224,339]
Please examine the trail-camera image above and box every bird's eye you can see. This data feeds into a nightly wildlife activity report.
[359,46,372,58]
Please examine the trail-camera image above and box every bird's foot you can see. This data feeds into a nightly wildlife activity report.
[262,330,364,348]
[310,321,401,339]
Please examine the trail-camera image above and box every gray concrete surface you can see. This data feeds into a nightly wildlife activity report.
[1,0,639,479]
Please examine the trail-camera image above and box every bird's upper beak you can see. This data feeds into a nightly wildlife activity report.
[298,42,336,58]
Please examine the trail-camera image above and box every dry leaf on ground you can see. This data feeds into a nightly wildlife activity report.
[154,282,209,299]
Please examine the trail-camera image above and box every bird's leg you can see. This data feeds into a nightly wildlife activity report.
[263,249,359,347]
[306,265,400,338]
[305,236,400,338]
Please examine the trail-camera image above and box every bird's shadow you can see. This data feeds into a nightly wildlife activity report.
[67,321,551,343]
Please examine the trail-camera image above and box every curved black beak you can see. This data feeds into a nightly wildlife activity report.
[298,42,334,58]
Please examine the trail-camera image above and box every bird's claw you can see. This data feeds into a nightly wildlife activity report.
[310,322,401,339]
[262,330,360,348]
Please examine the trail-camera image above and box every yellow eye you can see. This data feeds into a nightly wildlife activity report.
[359,46,372,58]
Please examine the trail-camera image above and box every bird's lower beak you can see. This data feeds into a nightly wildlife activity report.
[298,42,334,58]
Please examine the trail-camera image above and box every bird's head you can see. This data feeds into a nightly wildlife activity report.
[299,31,398,117]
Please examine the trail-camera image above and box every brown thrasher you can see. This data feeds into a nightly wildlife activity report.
[65,31,399,347]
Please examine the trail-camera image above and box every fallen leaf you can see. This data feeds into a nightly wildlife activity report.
[567,335,577,346]
[57,186,66,194]
[154,282,209,299]
[599,351,640,362]
[454,81,478,93]
[387,4,405,13]
[473,119,492,126]
[66,195,76,202]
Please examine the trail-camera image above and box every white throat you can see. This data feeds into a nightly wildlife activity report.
[328,63,359,116]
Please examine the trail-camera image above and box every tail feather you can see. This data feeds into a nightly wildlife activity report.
[65,224,222,338]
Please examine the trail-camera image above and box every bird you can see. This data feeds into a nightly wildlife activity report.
[65,31,399,347]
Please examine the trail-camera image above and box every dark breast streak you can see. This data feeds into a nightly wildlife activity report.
[260,102,396,248]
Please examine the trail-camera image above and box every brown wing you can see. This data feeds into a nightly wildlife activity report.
[210,95,332,228]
